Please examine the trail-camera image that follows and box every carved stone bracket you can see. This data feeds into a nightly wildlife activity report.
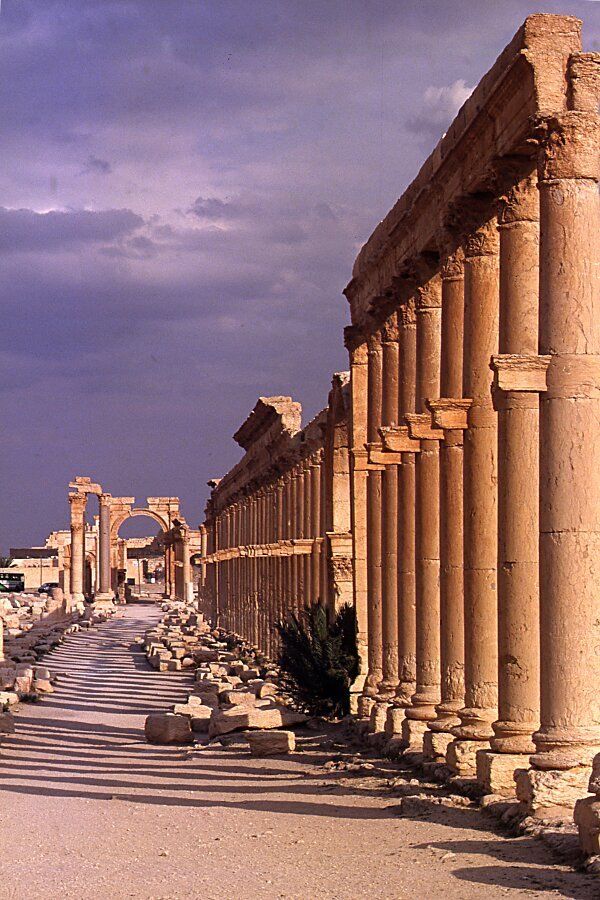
[379,425,421,453]
[491,354,552,392]
[368,439,403,466]
[405,412,444,441]
[426,398,473,430]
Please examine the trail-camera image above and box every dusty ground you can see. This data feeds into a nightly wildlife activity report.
[0,604,596,900]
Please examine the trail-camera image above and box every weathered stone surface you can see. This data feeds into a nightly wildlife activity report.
[209,705,306,738]
[515,765,591,817]
[144,713,193,745]
[247,730,296,756]
[222,690,257,707]
[446,739,480,776]
[475,750,527,797]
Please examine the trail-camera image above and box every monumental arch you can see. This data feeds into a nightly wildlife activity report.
[68,478,197,610]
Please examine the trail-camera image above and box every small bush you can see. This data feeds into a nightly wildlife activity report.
[19,693,40,704]
[276,602,360,718]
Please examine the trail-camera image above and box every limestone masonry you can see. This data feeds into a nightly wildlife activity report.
[195,15,600,858]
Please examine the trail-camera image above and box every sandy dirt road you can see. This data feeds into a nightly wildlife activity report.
[0,604,596,900]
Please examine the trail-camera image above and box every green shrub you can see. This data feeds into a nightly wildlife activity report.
[276,602,360,718]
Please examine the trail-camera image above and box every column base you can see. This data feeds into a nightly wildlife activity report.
[515,765,592,819]
[446,738,489,776]
[423,729,454,761]
[357,695,376,720]
[401,717,428,753]
[476,749,530,797]
[385,705,407,737]
[70,592,86,613]
[574,796,600,856]
[93,594,116,613]
[369,701,390,734]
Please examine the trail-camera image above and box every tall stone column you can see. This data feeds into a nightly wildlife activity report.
[282,473,292,618]
[94,493,114,610]
[295,466,306,612]
[303,458,313,607]
[182,527,192,603]
[310,453,322,605]
[68,492,87,611]
[522,108,600,819]
[426,250,466,759]
[365,328,384,698]
[404,275,442,752]
[395,299,418,715]
[478,173,541,796]
[379,313,400,700]
[345,327,370,706]
[448,218,500,777]
[275,479,284,635]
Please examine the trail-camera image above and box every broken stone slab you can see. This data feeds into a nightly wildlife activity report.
[247,730,296,756]
[208,705,306,738]
[222,690,257,708]
[144,713,194,745]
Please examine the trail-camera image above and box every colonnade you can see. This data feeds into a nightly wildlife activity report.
[200,15,599,842]
[342,15,599,818]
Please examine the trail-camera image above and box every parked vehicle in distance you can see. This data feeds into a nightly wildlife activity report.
[0,571,25,593]
[38,582,59,594]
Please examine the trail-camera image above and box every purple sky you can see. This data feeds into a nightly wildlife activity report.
[1,0,598,550]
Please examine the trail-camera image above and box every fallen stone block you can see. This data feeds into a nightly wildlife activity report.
[247,730,295,756]
[209,705,306,738]
[144,713,194,745]
[222,690,257,708]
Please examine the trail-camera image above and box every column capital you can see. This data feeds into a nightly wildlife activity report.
[416,274,442,310]
[491,354,552,392]
[344,324,368,362]
[381,311,400,344]
[464,220,499,258]
[536,110,600,183]
[440,249,465,282]
[497,171,539,226]
[399,297,417,327]
[367,329,383,354]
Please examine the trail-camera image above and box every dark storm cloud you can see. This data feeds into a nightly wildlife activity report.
[1,0,598,549]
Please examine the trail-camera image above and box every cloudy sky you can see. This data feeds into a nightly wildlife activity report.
[1,0,598,550]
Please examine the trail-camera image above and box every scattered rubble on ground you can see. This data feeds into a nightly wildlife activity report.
[142,599,305,754]
[0,590,111,737]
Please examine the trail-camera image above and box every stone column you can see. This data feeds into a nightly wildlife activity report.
[523,108,600,819]
[478,173,542,796]
[345,327,369,708]
[303,458,313,607]
[379,313,400,700]
[426,250,466,760]
[365,328,384,698]
[275,479,285,634]
[395,300,418,716]
[310,453,322,605]
[447,219,500,777]
[94,493,114,610]
[404,275,442,752]
[68,492,87,611]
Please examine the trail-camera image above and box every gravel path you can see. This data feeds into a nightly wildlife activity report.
[0,604,596,900]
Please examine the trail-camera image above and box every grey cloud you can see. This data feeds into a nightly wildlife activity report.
[83,155,112,174]
[0,206,143,252]
[406,78,474,142]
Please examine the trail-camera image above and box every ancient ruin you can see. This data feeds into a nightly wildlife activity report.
[66,477,200,610]
[2,11,599,892]
[196,14,600,851]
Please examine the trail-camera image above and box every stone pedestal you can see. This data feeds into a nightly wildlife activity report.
[369,701,390,734]
[385,705,406,737]
[477,750,529,797]
[423,729,454,762]
[402,717,428,752]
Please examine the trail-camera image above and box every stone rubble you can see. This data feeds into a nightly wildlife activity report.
[142,599,305,753]
[0,590,109,741]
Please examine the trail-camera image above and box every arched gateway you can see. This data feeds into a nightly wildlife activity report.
[66,477,198,611]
